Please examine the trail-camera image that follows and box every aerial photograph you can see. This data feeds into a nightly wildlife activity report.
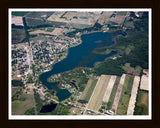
[9,9,151,119]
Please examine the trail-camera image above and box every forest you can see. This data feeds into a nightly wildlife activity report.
[94,12,149,76]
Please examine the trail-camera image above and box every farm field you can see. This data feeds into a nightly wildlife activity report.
[127,76,140,115]
[87,75,111,111]
[12,16,24,26]
[80,77,98,102]
[25,12,54,20]
[12,28,26,44]
[103,75,117,103]
[140,75,149,91]
[12,87,35,115]
[112,74,126,112]
[134,90,149,115]
[29,28,62,36]
[106,76,120,109]
[116,75,134,115]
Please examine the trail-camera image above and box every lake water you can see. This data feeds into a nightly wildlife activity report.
[39,32,121,101]
[40,102,57,113]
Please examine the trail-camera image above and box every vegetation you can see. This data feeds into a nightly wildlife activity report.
[12,80,24,87]
[51,104,72,115]
[12,90,26,101]
[12,28,26,44]
[107,76,120,109]
[12,11,29,16]
[22,17,30,43]
[34,89,44,114]
[94,12,148,76]
[26,73,34,83]
[134,90,148,115]
[116,75,134,115]
[24,107,36,115]
[95,59,126,76]
[60,68,90,92]
[82,79,98,102]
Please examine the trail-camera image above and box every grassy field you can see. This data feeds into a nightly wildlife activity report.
[103,76,117,103]
[116,75,134,115]
[12,87,21,96]
[12,88,35,115]
[134,90,149,115]
[80,77,98,102]
[87,75,111,111]
[107,76,120,109]
[12,28,26,44]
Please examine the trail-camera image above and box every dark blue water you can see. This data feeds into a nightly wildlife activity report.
[39,32,119,101]
[40,103,57,113]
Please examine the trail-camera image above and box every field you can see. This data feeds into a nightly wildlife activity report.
[12,87,35,115]
[134,90,149,115]
[87,75,111,111]
[127,76,140,115]
[25,12,54,20]
[80,77,98,102]
[116,75,134,115]
[47,11,101,28]
[103,75,117,103]
[107,76,120,109]
[12,87,21,96]
[140,75,149,91]
[12,28,26,44]
[98,11,113,25]
[12,16,24,26]
[112,74,126,112]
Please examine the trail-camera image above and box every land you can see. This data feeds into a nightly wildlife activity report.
[87,75,111,111]
[11,11,149,116]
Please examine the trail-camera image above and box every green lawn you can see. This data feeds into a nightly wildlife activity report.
[116,75,134,115]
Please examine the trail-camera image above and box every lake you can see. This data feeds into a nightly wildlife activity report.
[39,31,123,101]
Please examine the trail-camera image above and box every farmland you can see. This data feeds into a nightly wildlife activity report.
[103,75,117,103]
[106,76,121,109]
[12,86,35,115]
[140,69,149,91]
[12,28,26,44]
[134,90,148,115]
[80,76,98,102]
[116,75,134,115]
[127,76,140,115]
[112,74,126,112]
[87,75,111,111]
